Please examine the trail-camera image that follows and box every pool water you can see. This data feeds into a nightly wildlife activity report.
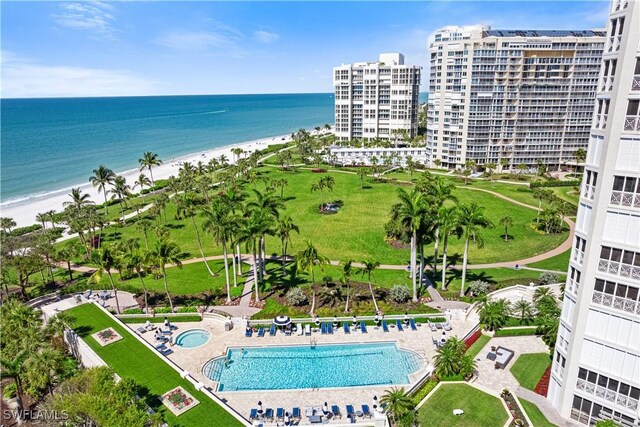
[174,329,209,349]
[202,343,422,391]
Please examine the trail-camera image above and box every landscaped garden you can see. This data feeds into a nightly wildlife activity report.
[416,383,509,427]
[510,353,552,391]
[520,399,556,427]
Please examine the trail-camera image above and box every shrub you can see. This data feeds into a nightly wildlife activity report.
[121,315,201,324]
[539,271,559,286]
[494,327,538,337]
[123,308,144,315]
[530,179,581,188]
[154,307,173,314]
[410,379,439,404]
[3,383,17,399]
[286,287,308,306]
[389,285,411,303]
[7,224,43,237]
[177,306,198,313]
[469,280,490,297]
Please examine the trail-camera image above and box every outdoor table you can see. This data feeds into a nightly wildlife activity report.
[356,410,363,417]
[309,415,322,424]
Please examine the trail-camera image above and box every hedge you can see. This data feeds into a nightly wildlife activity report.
[120,315,202,324]
[530,180,581,189]
[410,379,439,405]
[7,224,43,236]
[494,327,539,337]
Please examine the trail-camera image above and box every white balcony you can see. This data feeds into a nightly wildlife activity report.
[597,259,640,280]
[582,184,596,201]
[624,116,640,132]
[610,190,640,208]
[573,250,585,265]
[632,74,640,91]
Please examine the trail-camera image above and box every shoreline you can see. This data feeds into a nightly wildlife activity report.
[1,131,303,227]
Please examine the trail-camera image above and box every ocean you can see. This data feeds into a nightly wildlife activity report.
[0,93,335,204]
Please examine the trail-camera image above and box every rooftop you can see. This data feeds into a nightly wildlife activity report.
[486,29,606,38]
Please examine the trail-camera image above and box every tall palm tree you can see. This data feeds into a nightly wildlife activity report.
[275,215,299,273]
[202,201,234,302]
[1,217,17,234]
[133,173,152,194]
[138,152,163,185]
[0,351,29,416]
[379,387,415,426]
[89,165,116,214]
[512,299,533,325]
[295,240,329,315]
[457,203,493,297]
[357,168,369,189]
[359,259,381,313]
[150,239,182,312]
[88,246,122,314]
[135,219,153,250]
[111,176,132,220]
[393,188,427,302]
[235,210,271,303]
[176,194,214,276]
[247,189,284,274]
[64,188,93,214]
[423,176,457,273]
[499,216,513,242]
[341,259,354,313]
[438,206,463,290]
[123,250,151,314]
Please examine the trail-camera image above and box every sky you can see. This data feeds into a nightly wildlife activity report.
[1,1,610,98]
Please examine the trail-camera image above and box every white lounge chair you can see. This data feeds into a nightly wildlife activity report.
[297,323,303,335]
[305,324,311,335]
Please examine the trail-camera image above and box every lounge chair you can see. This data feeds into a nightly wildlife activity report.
[264,408,274,421]
[346,405,355,418]
[292,407,301,420]
[285,326,292,336]
[155,343,166,350]
[382,320,389,332]
[136,326,147,334]
[396,319,404,331]
[343,322,350,334]
[257,326,265,337]
[245,328,252,337]
[249,408,258,420]
[443,322,452,331]
[360,321,367,333]
[362,404,371,418]
[160,348,173,356]
[270,324,276,336]
[410,319,417,331]
[327,323,333,334]
[436,322,443,329]
[429,322,437,332]
[276,408,285,421]
[297,323,303,335]
[321,323,327,334]
[161,329,172,335]
[331,405,341,418]
[305,324,311,335]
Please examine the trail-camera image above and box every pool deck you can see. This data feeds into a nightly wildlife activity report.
[138,316,477,425]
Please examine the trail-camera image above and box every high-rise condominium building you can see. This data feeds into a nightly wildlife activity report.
[426,26,606,170]
[547,0,640,425]
[333,53,421,142]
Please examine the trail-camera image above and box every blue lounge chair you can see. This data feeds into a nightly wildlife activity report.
[249,408,258,420]
[360,321,367,333]
[410,318,417,331]
[343,322,350,334]
[396,319,404,331]
[257,326,265,337]
[382,320,389,332]
[327,323,333,334]
[269,324,276,336]
[321,323,327,334]
[264,408,274,421]
[276,408,285,421]
[160,348,173,356]
[331,405,341,418]
[362,405,371,418]
[346,405,355,418]
[292,407,301,419]
[245,328,252,337]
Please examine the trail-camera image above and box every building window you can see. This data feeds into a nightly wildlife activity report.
[598,246,640,280]
[611,175,640,207]
[573,236,587,264]
[593,278,640,315]
[575,368,640,414]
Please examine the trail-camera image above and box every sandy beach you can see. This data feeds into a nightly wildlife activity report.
[1,132,298,227]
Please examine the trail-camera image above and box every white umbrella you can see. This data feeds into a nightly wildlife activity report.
[274,315,291,327]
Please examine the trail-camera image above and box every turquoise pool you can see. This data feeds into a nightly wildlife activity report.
[174,329,209,349]
[202,343,422,391]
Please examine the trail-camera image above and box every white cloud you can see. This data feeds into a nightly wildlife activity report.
[1,51,161,98]
[253,30,279,44]
[51,1,118,39]
[156,30,238,52]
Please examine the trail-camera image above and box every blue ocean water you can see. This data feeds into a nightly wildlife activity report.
[203,343,422,391]
[0,93,335,203]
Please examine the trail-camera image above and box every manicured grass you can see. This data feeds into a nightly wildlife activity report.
[120,315,202,323]
[417,383,509,427]
[465,334,491,359]
[67,303,242,427]
[494,327,539,337]
[548,186,580,208]
[527,249,571,272]
[510,353,551,391]
[520,399,556,427]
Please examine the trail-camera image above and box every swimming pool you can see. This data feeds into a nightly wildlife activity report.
[174,329,209,349]
[202,342,422,391]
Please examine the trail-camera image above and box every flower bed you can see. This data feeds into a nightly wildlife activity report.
[160,386,200,416]
[501,389,529,426]
[534,366,551,396]
[464,329,482,349]
[91,327,123,346]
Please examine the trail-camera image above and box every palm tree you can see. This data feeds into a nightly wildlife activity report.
[533,286,552,303]
[138,152,163,185]
[202,201,234,302]
[499,158,510,173]
[478,300,510,331]
[425,176,457,273]
[89,165,116,213]
[64,188,93,214]
[133,173,152,194]
[248,189,285,274]
[1,217,17,234]
[235,210,271,303]
[55,241,80,281]
[111,176,131,220]
[512,299,533,325]
[485,162,496,180]
[295,240,329,315]
[150,239,182,312]
[438,206,463,290]
[176,194,214,276]
[135,219,153,250]
[574,148,586,172]
[458,203,493,297]
[393,188,427,302]
[359,259,380,313]
[379,387,415,426]
[499,216,513,242]
[88,246,122,314]
[341,259,354,313]
[123,251,150,314]
[357,167,369,189]
[0,351,29,416]
[231,147,244,163]
[275,215,299,273]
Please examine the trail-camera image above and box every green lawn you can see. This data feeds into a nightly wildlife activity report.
[67,303,242,427]
[417,383,509,427]
[527,249,571,272]
[89,167,567,267]
[520,399,556,427]
[510,353,551,391]
[465,334,491,359]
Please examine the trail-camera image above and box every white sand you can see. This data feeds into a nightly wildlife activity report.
[1,133,297,227]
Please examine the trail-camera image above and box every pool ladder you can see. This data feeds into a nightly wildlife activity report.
[310,338,317,348]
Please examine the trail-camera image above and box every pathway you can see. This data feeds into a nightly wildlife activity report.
[515,387,579,427]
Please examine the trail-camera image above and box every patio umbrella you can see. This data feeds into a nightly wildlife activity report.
[99,290,109,300]
[273,315,291,327]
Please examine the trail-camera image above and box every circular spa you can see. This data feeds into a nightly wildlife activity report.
[202,342,422,391]
[174,329,210,349]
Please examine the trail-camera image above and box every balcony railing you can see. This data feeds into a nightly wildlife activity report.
[573,250,585,265]
[600,76,615,92]
[567,278,580,294]
[610,190,640,208]
[597,259,640,280]
[576,379,639,411]
[632,74,640,91]
[582,184,596,201]
[624,116,640,131]
[594,114,608,130]
[592,291,640,315]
